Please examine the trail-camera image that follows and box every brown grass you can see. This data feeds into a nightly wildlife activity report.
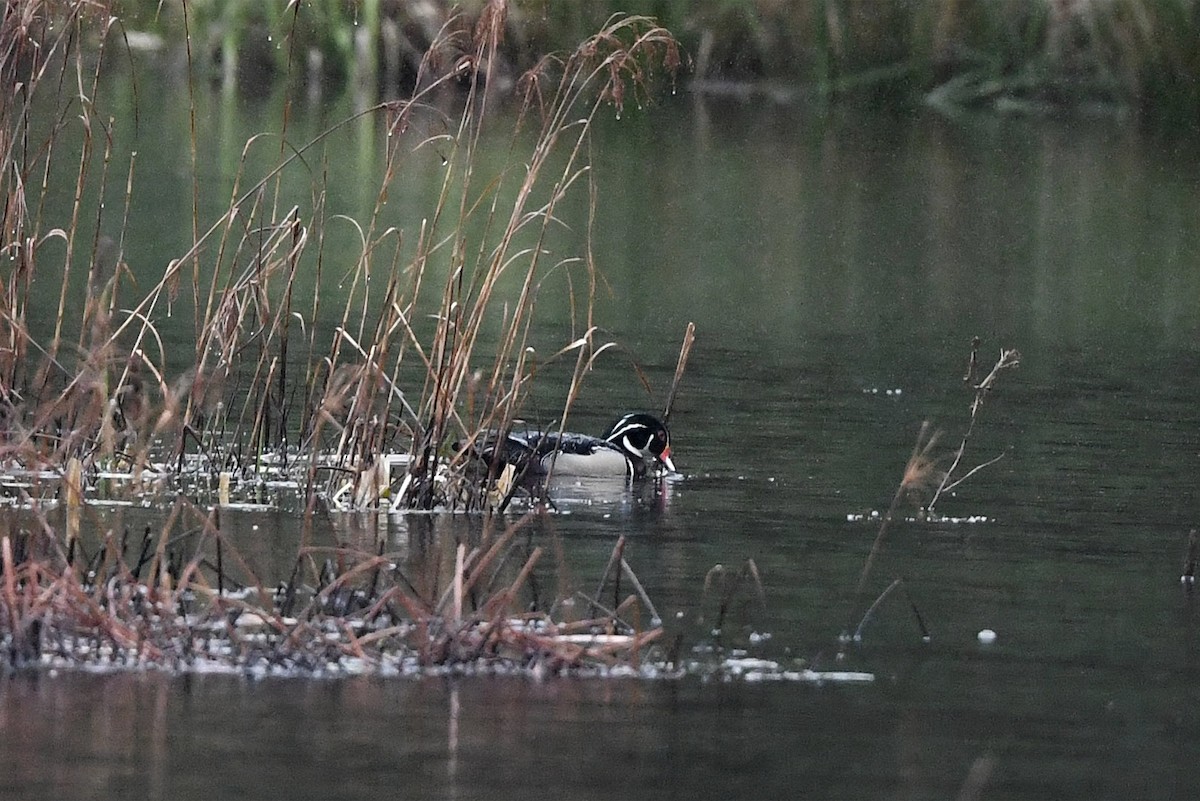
[0,1,682,672]
[0,495,669,674]
[0,2,682,513]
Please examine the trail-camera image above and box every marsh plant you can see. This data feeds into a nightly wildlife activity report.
[848,339,1020,643]
[1,1,683,512]
[0,495,673,674]
[0,1,688,672]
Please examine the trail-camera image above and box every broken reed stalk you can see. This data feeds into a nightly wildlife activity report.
[503,546,542,607]
[64,457,83,558]
[1,536,16,636]
[663,322,696,423]
[453,542,465,625]
[852,422,938,607]
[215,513,225,597]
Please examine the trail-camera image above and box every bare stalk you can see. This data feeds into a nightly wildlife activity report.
[927,345,1020,514]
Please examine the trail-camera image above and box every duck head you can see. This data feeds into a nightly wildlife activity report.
[603,413,675,476]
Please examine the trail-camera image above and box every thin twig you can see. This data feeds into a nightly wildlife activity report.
[928,344,1020,514]
[940,450,1007,495]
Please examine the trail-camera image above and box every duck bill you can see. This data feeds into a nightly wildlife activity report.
[659,446,676,474]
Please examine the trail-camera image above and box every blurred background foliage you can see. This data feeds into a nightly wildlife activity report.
[74,0,1200,122]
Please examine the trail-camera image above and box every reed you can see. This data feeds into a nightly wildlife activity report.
[927,341,1021,515]
[0,1,682,513]
[846,338,1018,642]
[0,497,669,673]
[0,0,688,672]
[699,558,766,637]
[393,9,682,510]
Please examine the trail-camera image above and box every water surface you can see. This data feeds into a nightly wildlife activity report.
[7,59,1200,799]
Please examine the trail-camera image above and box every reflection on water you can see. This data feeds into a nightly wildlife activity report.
[12,59,1200,799]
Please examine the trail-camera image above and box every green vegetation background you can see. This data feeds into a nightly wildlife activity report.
[112,0,1200,121]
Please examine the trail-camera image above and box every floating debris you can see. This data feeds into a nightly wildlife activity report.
[846,511,990,524]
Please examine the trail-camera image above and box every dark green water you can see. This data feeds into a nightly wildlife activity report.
[7,56,1200,799]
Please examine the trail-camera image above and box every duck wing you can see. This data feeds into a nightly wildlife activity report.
[464,428,631,478]
[461,430,538,472]
[533,431,632,477]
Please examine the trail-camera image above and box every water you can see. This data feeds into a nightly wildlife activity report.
[8,58,1200,798]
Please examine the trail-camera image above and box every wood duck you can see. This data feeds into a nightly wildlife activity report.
[465,413,675,479]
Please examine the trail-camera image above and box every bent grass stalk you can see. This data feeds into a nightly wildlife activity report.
[848,339,1019,641]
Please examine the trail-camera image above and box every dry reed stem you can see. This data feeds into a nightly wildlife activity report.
[846,342,1018,641]
[850,421,938,619]
[594,534,627,612]
[700,558,767,633]
[503,546,542,607]
[619,557,661,623]
[64,456,82,548]
[453,542,465,625]
[850,577,930,642]
[928,345,1020,514]
[663,322,696,423]
[2,536,17,637]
